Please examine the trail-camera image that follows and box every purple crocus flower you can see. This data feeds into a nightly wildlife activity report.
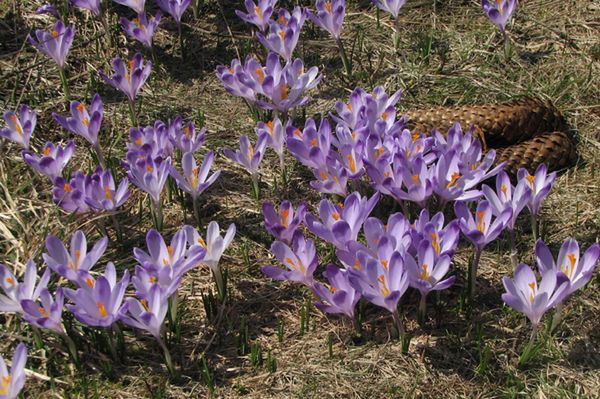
[257,7,306,62]
[52,94,103,147]
[262,200,306,245]
[168,151,220,200]
[156,0,191,23]
[0,105,36,150]
[0,343,27,399]
[306,0,345,40]
[28,20,75,69]
[125,154,171,204]
[501,263,569,327]
[535,238,600,297]
[120,12,162,48]
[100,53,152,103]
[372,0,406,19]
[261,234,317,286]
[84,167,130,211]
[215,58,259,102]
[168,117,204,153]
[36,4,60,17]
[310,157,349,196]
[305,191,380,250]
[223,135,268,176]
[312,264,361,318]
[65,262,129,327]
[0,260,51,314]
[482,171,531,231]
[517,163,556,217]
[405,241,455,297]
[481,0,517,33]
[43,230,108,282]
[113,0,146,13]
[52,171,91,214]
[71,0,101,16]
[120,284,168,340]
[127,120,174,161]
[256,118,285,163]
[235,0,277,32]
[432,150,483,204]
[22,141,75,180]
[286,118,332,170]
[454,200,511,252]
[21,287,65,334]
[131,264,182,300]
[409,209,459,259]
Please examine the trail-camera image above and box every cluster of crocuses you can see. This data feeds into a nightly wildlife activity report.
[0,222,235,380]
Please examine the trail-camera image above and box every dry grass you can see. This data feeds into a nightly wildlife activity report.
[1,0,600,397]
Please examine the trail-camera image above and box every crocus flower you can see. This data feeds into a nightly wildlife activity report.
[409,209,459,259]
[65,262,129,327]
[262,201,306,245]
[125,154,171,204]
[305,191,380,250]
[257,7,306,62]
[100,53,152,103]
[168,151,220,200]
[22,141,75,180]
[120,284,168,341]
[535,238,600,296]
[306,0,345,40]
[235,0,277,32]
[43,230,108,282]
[121,12,162,48]
[310,157,349,196]
[482,171,531,231]
[113,0,145,13]
[0,105,36,150]
[156,0,191,23]
[261,234,317,286]
[52,94,103,147]
[312,264,360,319]
[223,135,268,176]
[372,0,406,19]
[21,287,65,334]
[131,264,182,300]
[28,20,75,69]
[286,118,332,170]
[0,343,27,399]
[84,167,130,211]
[36,4,60,17]
[481,0,517,33]
[256,118,285,163]
[454,200,511,253]
[405,241,455,298]
[71,0,101,16]
[0,260,51,314]
[501,263,569,327]
[168,117,204,153]
[517,163,556,217]
[215,58,259,102]
[52,171,91,214]
[186,221,236,271]
[127,120,174,161]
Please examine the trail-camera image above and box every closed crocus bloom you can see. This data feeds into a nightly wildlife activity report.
[262,200,306,245]
[501,263,569,327]
[409,209,459,259]
[43,230,108,282]
[256,117,285,159]
[21,287,65,334]
[121,11,161,48]
[188,222,236,271]
[113,0,145,13]
[100,53,152,103]
[168,117,204,153]
[0,260,51,314]
[22,141,75,180]
[168,151,220,200]
[235,0,277,32]
[261,234,317,286]
[156,0,191,23]
[0,105,36,150]
[71,0,101,16]
[535,238,600,296]
[223,135,268,176]
[53,94,103,147]
[481,0,517,33]
[65,262,129,327]
[127,120,174,161]
[306,0,345,40]
[120,284,168,341]
[36,4,59,17]
[52,171,91,214]
[84,167,130,211]
[312,264,361,319]
[257,7,305,62]
[0,343,27,399]
[28,20,75,69]
[517,163,556,217]
[215,58,258,102]
[388,154,433,207]
[372,0,406,19]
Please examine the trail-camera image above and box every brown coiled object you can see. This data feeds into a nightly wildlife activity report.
[406,98,578,175]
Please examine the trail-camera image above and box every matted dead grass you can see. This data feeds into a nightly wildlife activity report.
[1,0,600,397]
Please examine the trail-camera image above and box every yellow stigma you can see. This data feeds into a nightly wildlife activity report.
[501,184,508,197]
[255,5,263,19]
[280,207,290,228]
[39,306,48,317]
[332,212,340,221]
[526,174,535,190]
[5,277,15,286]
[411,174,420,185]
[51,30,59,38]
[381,259,389,269]
[476,211,486,233]
[140,299,149,311]
[104,185,113,200]
[412,132,420,141]
[97,302,108,318]
[191,167,200,189]
[378,274,390,297]
[76,103,85,113]
[562,253,577,278]
[0,375,12,395]
[85,277,95,288]
[42,146,51,156]
[310,138,318,146]
[63,183,72,193]
[255,67,265,82]
[381,111,389,121]
[135,138,142,146]
[266,120,274,133]
[347,154,357,173]
[325,1,332,14]
[280,85,289,100]
[146,164,153,173]
[197,236,207,248]
[430,232,440,255]
[247,144,255,161]
[329,286,337,293]
[10,114,23,135]
[528,281,536,303]
[420,264,430,281]
[184,126,191,138]
[354,259,361,270]
[446,172,460,188]
[279,31,285,41]
[294,128,302,137]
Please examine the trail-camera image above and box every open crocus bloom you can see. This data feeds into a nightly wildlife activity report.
[405,241,455,297]
[0,343,27,399]
[261,233,317,286]
[482,170,532,230]
[120,284,168,341]
[256,7,306,62]
[481,0,518,33]
[0,105,36,150]
[517,163,556,216]
[22,140,75,180]
[235,0,277,32]
[262,200,306,245]
[72,0,101,16]
[53,95,103,146]
[84,167,130,211]
[113,0,146,14]
[21,287,65,334]
[223,135,268,175]
[454,200,511,252]
[0,260,51,314]
[100,53,152,103]
[312,264,361,319]
[372,0,406,19]
[306,0,346,40]
[169,151,220,200]
[28,20,75,69]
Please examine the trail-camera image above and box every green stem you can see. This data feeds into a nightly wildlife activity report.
[152,198,163,231]
[127,99,138,127]
[178,22,185,59]
[550,302,564,333]
[251,173,260,202]
[111,213,123,242]
[393,15,401,51]
[392,309,405,339]
[509,228,518,269]
[58,68,70,101]
[417,294,427,326]
[61,333,80,367]
[503,31,512,61]
[336,37,352,77]
[531,213,538,241]
[192,195,200,227]
[212,267,226,302]
[157,337,177,379]
[469,247,482,301]
[93,142,105,168]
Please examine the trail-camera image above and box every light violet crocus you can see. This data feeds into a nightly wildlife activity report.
[125,154,170,206]
[65,262,129,327]
[409,209,459,260]
[127,120,174,161]
[113,0,145,13]
[224,135,268,176]
[261,234,317,286]
[168,117,205,153]
[305,191,380,250]
[156,0,191,23]
[286,118,332,170]
[262,200,306,245]
[71,0,101,16]
[37,4,59,17]
[0,343,27,399]
[28,20,75,69]
[21,287,65,334]
[131,264,182,300]
[168,151,220,210]
[256,118,285,167]
[235,0,277,32]
[1,105,36,150]
[312,264,361,320]
[372,0,406,19]
[517,163,556,240]
[43,230,108,282]
[121,12,162,48]
[100,53,152,104]
[454,200,512,298]
[310,157,349,196]
[257,7,306,62]
[306,0,345,40]
[0,260,51,314]
[22,141,75,180]
[134,228,195,273]
[84,167,130,211]
[52,172,91,214]
[481,0,517,33]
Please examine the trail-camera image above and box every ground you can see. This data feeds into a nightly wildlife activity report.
[1,0,600,397]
